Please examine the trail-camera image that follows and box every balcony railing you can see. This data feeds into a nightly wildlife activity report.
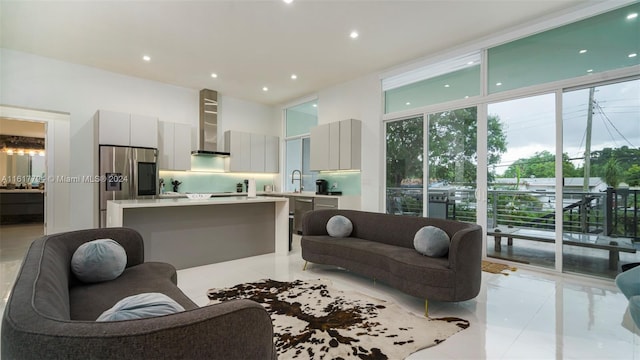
[386,187,639,241]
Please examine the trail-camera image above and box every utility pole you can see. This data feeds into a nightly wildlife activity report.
[583,87,594,192]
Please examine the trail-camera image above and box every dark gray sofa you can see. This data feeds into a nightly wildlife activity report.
[301,209,483,305]
[1,227,276,360]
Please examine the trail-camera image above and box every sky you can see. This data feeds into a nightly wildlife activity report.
[488,78,640,176]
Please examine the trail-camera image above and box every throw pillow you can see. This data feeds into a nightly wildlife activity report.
[71,239,127,283]
[326,215,353,237]
[96,293,185,321]
[413,226,450,257]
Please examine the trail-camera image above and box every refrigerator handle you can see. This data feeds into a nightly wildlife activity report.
[131,151,136,197]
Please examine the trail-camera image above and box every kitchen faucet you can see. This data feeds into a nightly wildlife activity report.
[291,169,303,193]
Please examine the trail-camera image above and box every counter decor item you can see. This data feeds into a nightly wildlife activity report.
[171,179,182,193]
[236,183,243,193]
[247,179,256,198]
[185,193,210,200]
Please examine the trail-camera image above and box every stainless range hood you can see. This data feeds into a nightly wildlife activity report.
[192,88,230,157]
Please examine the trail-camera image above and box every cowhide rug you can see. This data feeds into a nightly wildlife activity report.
[207,279,469,359]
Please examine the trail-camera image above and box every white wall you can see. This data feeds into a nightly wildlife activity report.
[1,48,278,229]
[219,95,280,139]
[317,74,383,212]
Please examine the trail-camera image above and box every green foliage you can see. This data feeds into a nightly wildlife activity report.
[602,158,622,188]
[591,147,640,186]
[385,108,507,187]
[386,117,424,186]
[502,151,581,179]
[428,108,506,184]
[625,164,640,186]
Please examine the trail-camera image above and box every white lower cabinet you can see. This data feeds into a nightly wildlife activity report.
[313,197,338,210]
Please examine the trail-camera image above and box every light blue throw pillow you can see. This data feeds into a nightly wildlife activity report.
[71,239,127,283]
[326,215,353,237]
[96,293,185,321]
[413,226,450,257]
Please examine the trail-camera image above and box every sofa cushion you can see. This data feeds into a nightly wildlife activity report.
[413,226,450,257]
[71,239,127,283]
[97,292,185,321]
[326,215,353,237]
[69,262,198,320]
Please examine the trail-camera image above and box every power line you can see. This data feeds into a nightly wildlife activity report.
[594,100,637,149]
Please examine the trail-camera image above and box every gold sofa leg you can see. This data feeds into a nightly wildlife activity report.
[424,299,429,317]
[303,261,308,271]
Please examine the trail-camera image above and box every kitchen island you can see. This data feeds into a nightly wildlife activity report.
[106,196,289,269]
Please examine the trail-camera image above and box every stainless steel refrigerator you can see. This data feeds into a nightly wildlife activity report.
[99,145,158,227]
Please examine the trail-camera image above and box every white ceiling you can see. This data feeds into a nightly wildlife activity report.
[1,0,588,106]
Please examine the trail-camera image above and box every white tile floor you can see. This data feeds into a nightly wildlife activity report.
[2,225,639,359]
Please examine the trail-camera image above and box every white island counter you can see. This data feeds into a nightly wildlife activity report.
[106,196,289,269]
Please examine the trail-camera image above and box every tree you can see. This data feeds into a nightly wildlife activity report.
[385,108,508,187]
[502,151,581,178]
[625,164,640,187]
[590,146,640,185]
[386,117,423,187]
[428,108,507,184]
[603,158,622,188]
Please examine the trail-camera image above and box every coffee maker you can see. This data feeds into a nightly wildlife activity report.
[315,179,328,195]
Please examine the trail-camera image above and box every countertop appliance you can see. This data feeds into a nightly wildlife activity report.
[315,179,328,195]
[99,145,158,227]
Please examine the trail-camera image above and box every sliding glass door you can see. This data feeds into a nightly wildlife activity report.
[385,116,424,216]
[427,107,478,222]
[385,107,478,221]
[562,79,640,278]
[486,94,557,269]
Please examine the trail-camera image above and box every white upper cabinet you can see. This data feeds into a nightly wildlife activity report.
[130,114,158,148]
[310,124,330,171]
[96,110,158,148]
[310,119,361,171]
[224,130,279,173]
[96,110,130,146]
[265,135,279,173]
[339,119,361,170]
[158,121,192,171]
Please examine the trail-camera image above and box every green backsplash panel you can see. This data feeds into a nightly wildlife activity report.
[316,172,361,195]
[159,170,277,194]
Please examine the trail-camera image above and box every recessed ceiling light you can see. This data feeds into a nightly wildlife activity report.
[405,102,411,106]
[349,31,359,39]
[496,82,502,86]
[467,61,474,65]
[587,69,593,73]
[283,0,293,4]
[312,104,317,108]
[142,55,151,62]
[291,74,297,80]
[579,49,587,54]
[464,96,469,99]
[444,84,450,88]
[629,53,638,58]
[211,73,218,78]
[262,86,269,92]
[627,13,638,20]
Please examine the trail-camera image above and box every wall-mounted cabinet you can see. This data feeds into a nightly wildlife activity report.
[95,110,158,148]
[310,119,361,171]
[224,130,279,173]
[158,121,192,171]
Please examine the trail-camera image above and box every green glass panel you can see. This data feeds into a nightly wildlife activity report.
[385,65,480,113]
[286,100,317,137]
[488,3,640,94]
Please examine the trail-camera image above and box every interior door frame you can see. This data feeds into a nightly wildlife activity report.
[0,105,70,234]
